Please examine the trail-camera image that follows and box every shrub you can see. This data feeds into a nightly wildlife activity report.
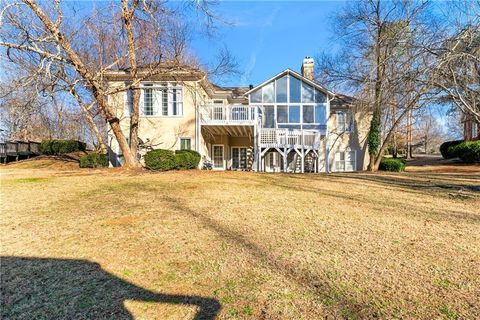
[144,149,176,171]
[40,139,86,155]
[440,140,463,159]
[448,141,480,163]
[174,149,201,169]
[79,153,109,168]
[379,158,406,172]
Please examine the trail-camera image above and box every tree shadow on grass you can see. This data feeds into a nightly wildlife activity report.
[162,196,375,319]
[1,256,220,320]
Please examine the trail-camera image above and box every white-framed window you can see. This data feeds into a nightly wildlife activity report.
[179,137,191,150]
[143,84,154,116]
[125,83,183,117]
[335,150,356,172]
[336,111,354,133]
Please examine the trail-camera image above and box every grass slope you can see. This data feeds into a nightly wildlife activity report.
[1,165,479,319]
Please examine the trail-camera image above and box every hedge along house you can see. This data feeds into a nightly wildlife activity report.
[105,57,370,172]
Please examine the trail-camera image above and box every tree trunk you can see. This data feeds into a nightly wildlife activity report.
[367,2,385,172]
[122,0,140,159]
[406,108,413,159]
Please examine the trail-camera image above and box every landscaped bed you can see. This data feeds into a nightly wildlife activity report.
[1,161,479,319]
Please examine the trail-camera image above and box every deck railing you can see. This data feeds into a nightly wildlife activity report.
[200,105,255,124]
[259,128,321,149]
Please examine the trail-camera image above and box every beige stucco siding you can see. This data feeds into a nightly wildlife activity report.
[326,108,371,171]
[107,81,209,165]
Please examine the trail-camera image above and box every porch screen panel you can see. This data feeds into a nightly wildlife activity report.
[262,106,275,128]
[288,105,300,123]
[315,104,326,124]
[302,82,314,103]
[303,105,314,123]
[277,106,288,123]
[289,76,301,103]
[262,82,275,103]
[276,76,288,103]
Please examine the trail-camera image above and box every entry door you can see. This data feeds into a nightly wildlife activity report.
[231,147,247,170]
[212,145,224,169]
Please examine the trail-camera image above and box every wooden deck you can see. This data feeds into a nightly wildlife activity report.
[0,141,41,163]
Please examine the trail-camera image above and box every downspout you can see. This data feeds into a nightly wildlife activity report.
[325,95,331,173]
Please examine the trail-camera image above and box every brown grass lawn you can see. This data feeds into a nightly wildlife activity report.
[1,159,479,319]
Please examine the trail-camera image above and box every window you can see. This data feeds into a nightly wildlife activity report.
[289,76,301,103]
[472,122,478,138]
[303,105,314,123]
[275,76,288,103]
[302,82,314,103]
[162,89,168,116]
[171,88,183,116]
[126,88,133,115]
[138,84,182,117]
[180,138,191,150]
[335,151,356,171]
[213,99,223,104]
[262,82,275,103]
[336,111,347,132]
[289,105,300,123]
[143,85,154,116]
[315,104,326,124]
[277,106,288,123]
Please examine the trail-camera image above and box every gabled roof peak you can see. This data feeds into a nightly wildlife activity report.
[244,68,334,97]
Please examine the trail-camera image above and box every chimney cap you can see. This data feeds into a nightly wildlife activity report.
[303,56,314,64]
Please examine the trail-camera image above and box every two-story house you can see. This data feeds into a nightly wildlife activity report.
[106,57,370,172]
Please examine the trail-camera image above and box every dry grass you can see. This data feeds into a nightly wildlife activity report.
[1,160,479,319]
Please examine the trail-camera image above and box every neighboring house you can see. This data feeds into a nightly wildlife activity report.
[106,57,370,172]
[463,114,479,141]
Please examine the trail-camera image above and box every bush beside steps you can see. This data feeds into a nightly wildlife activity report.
[379,158,406,172]
[144,149,201,171]
[79,153,109,168]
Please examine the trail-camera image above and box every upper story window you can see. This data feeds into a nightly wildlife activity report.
[126,83,183,117]
[336,111,353,133]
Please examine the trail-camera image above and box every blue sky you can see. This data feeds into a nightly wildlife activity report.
[190,1,345,87]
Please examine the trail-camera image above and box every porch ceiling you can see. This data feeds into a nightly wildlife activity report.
[202,125,253,137]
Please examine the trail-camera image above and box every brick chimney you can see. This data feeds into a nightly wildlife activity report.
[301,56,314,81]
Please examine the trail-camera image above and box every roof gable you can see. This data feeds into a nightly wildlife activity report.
[244,69,334,98]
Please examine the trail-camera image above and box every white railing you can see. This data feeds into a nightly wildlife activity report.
[259,128,321,149]
[200,105,255,124]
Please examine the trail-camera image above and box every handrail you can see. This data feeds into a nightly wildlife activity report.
[200,105,255,123]
[259,128,321,148]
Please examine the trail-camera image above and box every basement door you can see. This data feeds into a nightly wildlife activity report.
[212,145,225,170]
[231,147,247,170]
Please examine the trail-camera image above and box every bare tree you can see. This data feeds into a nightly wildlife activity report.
[1,0,232,168]
[317,0,439,171]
